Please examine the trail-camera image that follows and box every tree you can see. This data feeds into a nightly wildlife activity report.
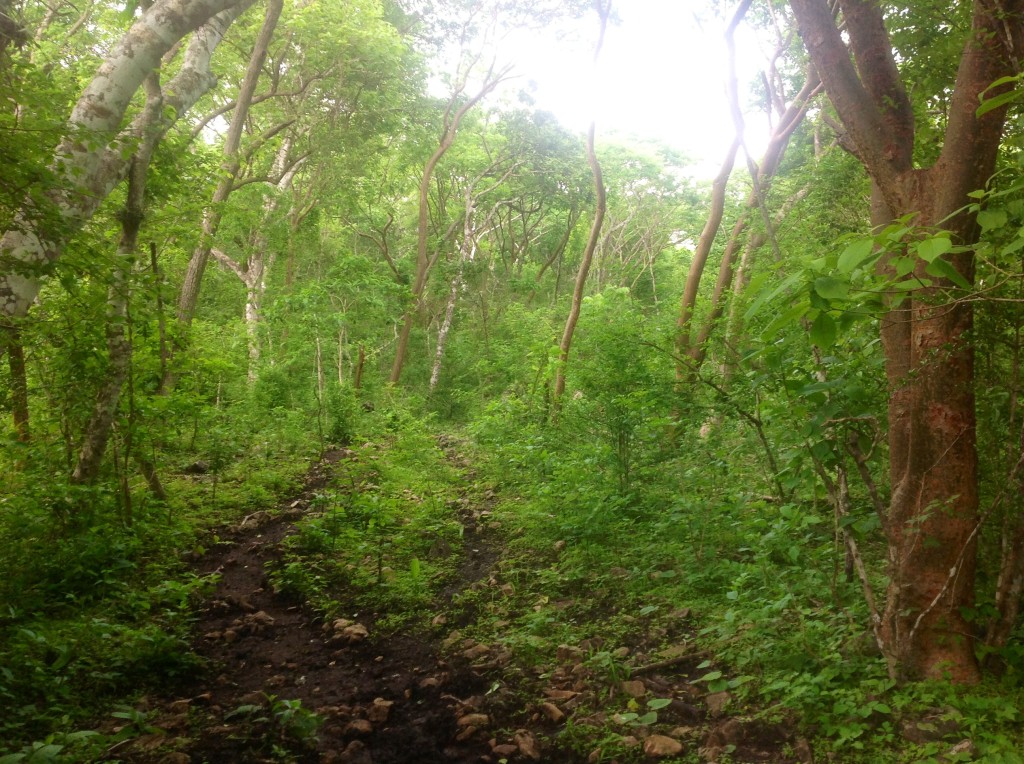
[0,0,253,328]
[789,0,1024,682]
[176,0,284,329]
[388,57,512,385]
[552,0,611,407]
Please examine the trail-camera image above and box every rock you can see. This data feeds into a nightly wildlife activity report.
[337,740,374,764]
[463,643,490,660]
[514,729,541,760]
[182,460,209,475]
[222,629,238,644]
[419,676,442,689]
[704,691,732,717]
[457,713,489,728]
[900,712,962,744]
[239,511,271,528]
[441,631,463,649]
[705,719,744,749]
[553,540,567,552]
[620,735,640,748]
[621,679,647,698]
[556,644,583,662]
[793,737,814,763]
[158,754,191,764]
[540,702,565,723]
[344,719,373,737]
[644,735,683,758]
[544,689,579,701]
[366,698,393,723]
[701,720,745,762]
[613,646,631,658]
[431,614,447,626]
[587,749,603,763]
[492,744,519,757]
[339,623,369,644]
[333,618,354,631]
[941,739,977,761]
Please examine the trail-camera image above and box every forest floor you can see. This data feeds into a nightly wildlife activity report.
[103,442,810,764]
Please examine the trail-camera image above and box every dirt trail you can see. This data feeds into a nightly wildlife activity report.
[110,443,806,764]
[113,447,506,764]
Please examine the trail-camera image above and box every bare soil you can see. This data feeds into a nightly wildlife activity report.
[107,444,806,764]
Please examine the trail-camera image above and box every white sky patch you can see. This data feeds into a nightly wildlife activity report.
[496,2,772,177]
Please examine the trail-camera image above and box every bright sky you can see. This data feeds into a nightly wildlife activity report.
[500,2,771,176]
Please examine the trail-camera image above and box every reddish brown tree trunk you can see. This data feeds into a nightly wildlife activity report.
[790,0,1024,682]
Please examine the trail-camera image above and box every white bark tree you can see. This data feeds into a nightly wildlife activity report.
[0,0,253,327]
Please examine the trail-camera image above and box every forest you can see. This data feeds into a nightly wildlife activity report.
[2,0,1024,761]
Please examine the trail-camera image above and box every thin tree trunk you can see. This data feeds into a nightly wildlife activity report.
[2,322,29,442]
[553,0,611,407]
[0,0,251,328]
[176,0,283,327]
[71,150,148,484]
[389,60,512,385]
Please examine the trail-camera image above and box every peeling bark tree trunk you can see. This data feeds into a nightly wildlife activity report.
[553,121,606,405]
[0,0,251,327]
[176,0,283,328]
[790,0,1024,682]
[389,61,511,385]
[68,2,245,482]
[71,155,147,484]
[210,138,299,382]
[676,0,818,384]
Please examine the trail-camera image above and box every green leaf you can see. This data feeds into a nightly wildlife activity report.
[813,276,849,301]
[809,312,838,348]
[648,698,673,710]
[637,711,658,725]
[977,88,1022,117]
[893,256,916,277]
[924,258,971,289]
[978,208,1008,232]
[409,557,421,578]
[837,239,875,274]
[699,670,723,683]
[744,272,802,320]
[761,302,809,339]
[1001,237,1024,256]
[916,236,952,263]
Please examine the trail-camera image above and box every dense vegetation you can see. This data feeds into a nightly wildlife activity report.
[3,0,1024,761]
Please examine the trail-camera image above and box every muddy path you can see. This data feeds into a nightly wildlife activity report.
[108,441,810,764]
[111,444,514,764]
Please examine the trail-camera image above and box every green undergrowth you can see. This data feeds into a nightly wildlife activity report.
[271,408,471,633]
[459,401,1024,763]
[0,403,318,758]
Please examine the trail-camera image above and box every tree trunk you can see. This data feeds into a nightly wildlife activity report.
[2,322,29,442]
[552,0,611,407]
[0,0,250,326]
[389,63,511,385]
[176,0,283,327]
[71,153,148,484]
[553,120,606,404]
[789,0,1024,682]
